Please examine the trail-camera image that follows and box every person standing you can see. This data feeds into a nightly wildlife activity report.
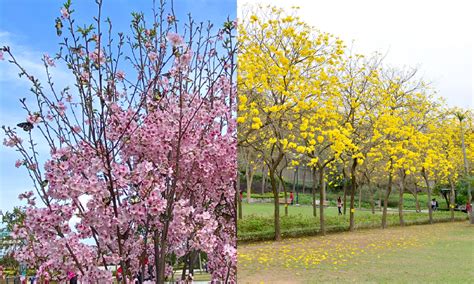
[337,196,343,215]
[290,191,294,205]
[466,201,472,215]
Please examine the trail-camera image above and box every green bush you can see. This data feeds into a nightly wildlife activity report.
[238,211,467,242]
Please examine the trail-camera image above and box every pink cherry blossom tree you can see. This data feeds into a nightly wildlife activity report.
[1,0,237,282]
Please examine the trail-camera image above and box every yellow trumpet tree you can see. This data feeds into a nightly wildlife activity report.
[238,5,344,240]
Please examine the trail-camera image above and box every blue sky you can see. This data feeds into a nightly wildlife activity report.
[0,0,236,214]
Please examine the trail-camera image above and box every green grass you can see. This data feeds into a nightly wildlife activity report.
[246,192,438,209]
[238,222,474,283]
[238,203,467,242]
[242,203,376,217]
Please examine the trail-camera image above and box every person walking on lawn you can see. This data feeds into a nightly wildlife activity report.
[337,196,343,215]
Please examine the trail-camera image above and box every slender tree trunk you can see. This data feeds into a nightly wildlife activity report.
[189,251,198,277]
[302,167,306,194]
[414,184,420,213]
[319,167,326,235]
[379,186,383,212]
[449,176,456,222]
[422,168,433,224]
[312,167,317,217]
[269,168,281,241]
[279,175,288,217]
[292,168,297,194]
[246,162,255,204]
[237,171,242,220]
[261,164,266,195]
[459,118,473,224]
[358,185,362,209]
[368,181,375,214]
[382,161,393,229]
[349,158,358,231]
[343,169,348,215]
[181,253,189,280]
[398,171,406,226]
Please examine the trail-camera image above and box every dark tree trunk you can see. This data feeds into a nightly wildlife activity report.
[245,160,255,204]
[279,175,288,217]
[368,181,375,214]
[319,166,326,235]
[449,177,456,222]
[269,168,281,241]
[302,167,306,194]
[237,172,242,220]
[422,168,434,224]
[349,158,358,231]
[181,253,188,280]
[343,169,348,215]
[414,183,420,213]
[312,167,317,217]
[398,171,406,226]
[189,251,198,277]
[382,161,393,229]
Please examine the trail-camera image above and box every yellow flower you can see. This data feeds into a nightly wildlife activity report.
[296,146,306,153]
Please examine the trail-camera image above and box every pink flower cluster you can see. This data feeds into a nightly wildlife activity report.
[12,72,237,282]
[166,32,184,47]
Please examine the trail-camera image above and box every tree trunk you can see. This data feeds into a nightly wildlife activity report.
[319,167,326,235]
[181,254,188,280]
[302,167,306,194]
[245,162,255,204]
[343,169,348,215]
[292,168,297,194]
[189,251,198,277]
[279,175,288,217]
[368,182,375,214]
[449,177,456,222]
[459,116,473,224]
[382,161,393,229]
[422,168,433,224]
[261,164,266,195]
[358,185,362,209]
[398,171,405,226]
[237,171,242,220]
[269,168,281,241]
[414,183,420,213]
[349,158,358,231]
[312,168,317,217]
[379,186,383,212]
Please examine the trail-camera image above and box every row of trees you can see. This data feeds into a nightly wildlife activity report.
[237,6,473,241]
[2,0,236,282]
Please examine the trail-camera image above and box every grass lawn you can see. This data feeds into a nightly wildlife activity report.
[238,203,467,242]
[238,221,474,283]
[242,203,380,217]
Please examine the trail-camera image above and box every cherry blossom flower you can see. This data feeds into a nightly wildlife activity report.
[27,114,42,125]
[166,32,184,47]
[148,51,158,61]
[15,160,23,168]
[60,7,69,19]
[116,70,125,81]
[43,54,55,67]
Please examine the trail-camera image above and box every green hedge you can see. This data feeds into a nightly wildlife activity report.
[238,211,468,242]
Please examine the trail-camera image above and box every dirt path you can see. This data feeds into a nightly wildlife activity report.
[237,221,474,283]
